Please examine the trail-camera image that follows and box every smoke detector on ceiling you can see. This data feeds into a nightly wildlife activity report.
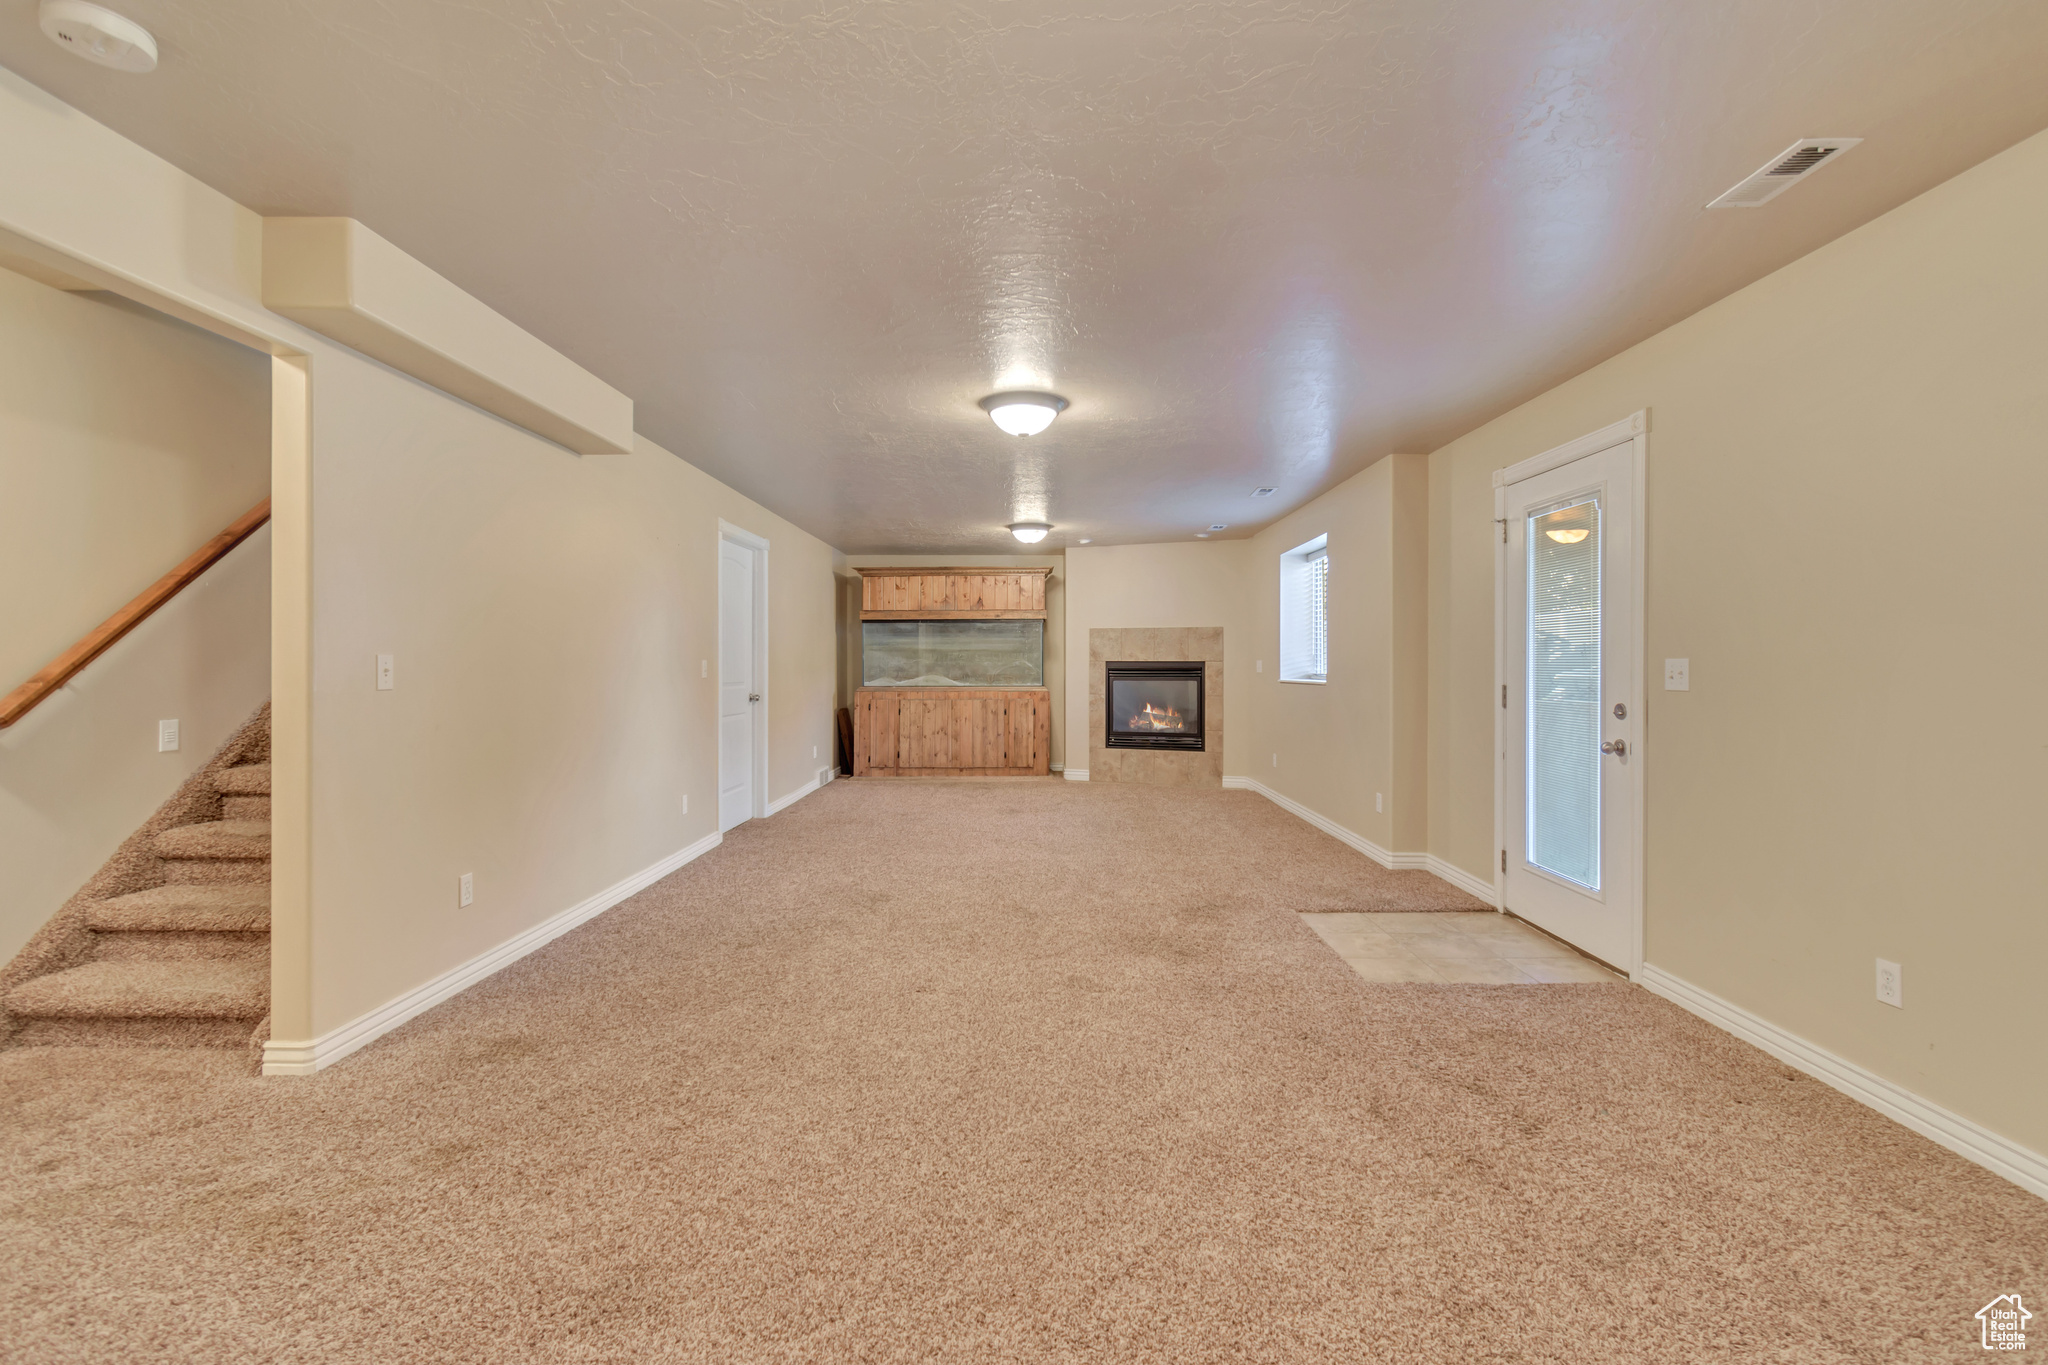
[1707,138,1861,209]
[40,1,157,72]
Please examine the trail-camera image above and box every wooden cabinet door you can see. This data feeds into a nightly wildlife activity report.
[962,697,1005,768]
[1004,693,1043,772]
[854,692,898,775]
[897,697,952,769]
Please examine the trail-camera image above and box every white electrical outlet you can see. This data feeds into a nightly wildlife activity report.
[157,719,179,752]
[459,872,474,908]
[377,654,395,690]
[1256,660,1263,673]
[1271,752,1278,768]
[682,795,688,815]
[813,745,818,759]
[700,659,708,679]
[1875,958,1902,1008]
[1375,792,1383,813]
[1664,658,1689,691]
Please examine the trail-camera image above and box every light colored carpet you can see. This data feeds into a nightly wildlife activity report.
[1,780,2040,1362]
[1,705,271,1052]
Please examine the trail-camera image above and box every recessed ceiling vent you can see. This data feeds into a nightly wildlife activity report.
[1706,138,1862,209]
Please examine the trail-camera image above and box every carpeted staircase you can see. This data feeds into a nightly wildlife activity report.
[1,706,271,1056]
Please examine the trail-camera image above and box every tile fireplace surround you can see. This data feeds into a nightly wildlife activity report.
[1087,627,1223,786]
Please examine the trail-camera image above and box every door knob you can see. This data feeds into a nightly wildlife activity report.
[1601,738,1627,757]
[748,693,760,703]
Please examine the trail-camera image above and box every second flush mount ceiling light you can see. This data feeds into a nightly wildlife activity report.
[979,391,1067,437]
[41,1,157,71]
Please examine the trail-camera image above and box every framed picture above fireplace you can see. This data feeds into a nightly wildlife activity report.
[1104,660,1205,751]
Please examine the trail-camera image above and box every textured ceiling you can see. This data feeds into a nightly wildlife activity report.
[4,2,2048,552]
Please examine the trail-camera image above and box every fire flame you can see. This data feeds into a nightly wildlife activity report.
[1127,702,1186,732]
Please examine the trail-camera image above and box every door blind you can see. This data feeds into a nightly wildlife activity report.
[1526,498,1601,888]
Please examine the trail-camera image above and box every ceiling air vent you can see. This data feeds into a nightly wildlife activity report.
[1706,138,1862,209]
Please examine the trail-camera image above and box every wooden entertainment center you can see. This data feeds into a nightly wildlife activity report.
[851,567,1052,777]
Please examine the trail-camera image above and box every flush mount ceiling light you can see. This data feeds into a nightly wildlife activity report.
[1008,522,1052,544]
[979,392,1068,437]
[1546,528,1590,544]
[41,0,157,72]
[1251,487,1277,498]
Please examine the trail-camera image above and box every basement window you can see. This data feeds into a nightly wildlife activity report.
[1279,534,1328,683]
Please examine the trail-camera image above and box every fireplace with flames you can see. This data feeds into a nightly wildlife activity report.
[1105,661,1205,751]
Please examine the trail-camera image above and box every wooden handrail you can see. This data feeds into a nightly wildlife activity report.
[0,498,271,729]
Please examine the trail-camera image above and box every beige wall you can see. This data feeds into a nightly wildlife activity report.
[307,354,840,1034]
[0,267,270,688]
[1240,454,1428,853]
[1428,127,2048,1156]
[843,554,1066,766]
[0,67,844,1047]
[0,528,271,966]
[0,262,272,967]
[1062,542,1252,776]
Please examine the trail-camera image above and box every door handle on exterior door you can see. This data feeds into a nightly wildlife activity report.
[748,694,760,703]
[1601,739,1628,757]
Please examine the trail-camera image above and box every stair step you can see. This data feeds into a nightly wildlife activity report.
[89,885,270,933]
[212,763,271,796]
[5,959,266,1021]
[153,820,270,861]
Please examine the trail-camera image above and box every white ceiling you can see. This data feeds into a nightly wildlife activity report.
[5,1,2048,553]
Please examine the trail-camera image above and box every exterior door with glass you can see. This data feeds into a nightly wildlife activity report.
[1499,423,1641,973]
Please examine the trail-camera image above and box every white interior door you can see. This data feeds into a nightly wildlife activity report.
[718,538,758,832]
[1502,433,1640,971]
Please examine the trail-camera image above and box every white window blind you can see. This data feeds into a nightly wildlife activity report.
[1526,497,1601,888]
[1279,535,1328,682]
[1305,547,1329,680]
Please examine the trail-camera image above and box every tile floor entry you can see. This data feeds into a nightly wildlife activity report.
[1302,911,1625,983]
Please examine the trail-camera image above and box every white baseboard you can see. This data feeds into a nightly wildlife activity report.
[1050,763,1064,773]
[1063,768,1088,782]
[1225,777,1495,902]
[1426,854,1501,907]
[262,829,723,1077]
[1224,776,1409,870]
[767,766,835,816]
[1640,964,2047,1201]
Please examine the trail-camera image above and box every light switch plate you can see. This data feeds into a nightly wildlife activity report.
[1375,792,1383,813]
[377,654,395,690]
[157,719,179,752]
[1663,658,1690,691]
[1875,958,1902,1008]
[459,872,474,908]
